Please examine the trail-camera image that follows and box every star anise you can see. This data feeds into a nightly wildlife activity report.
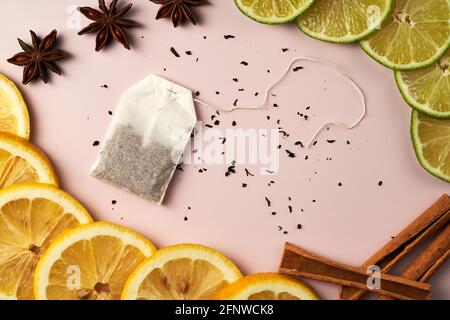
[78,0,140,52]
[7,30,68,85]
[151,0,208,28]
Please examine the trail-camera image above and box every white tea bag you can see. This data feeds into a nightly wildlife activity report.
[91,74,197,205]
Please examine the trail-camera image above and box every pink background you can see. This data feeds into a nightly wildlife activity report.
[1,1,448,299]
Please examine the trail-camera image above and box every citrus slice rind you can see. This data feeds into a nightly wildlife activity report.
[234,0,315,24]
[0,74,30,140]
[0,133,58,188]
[34,222,156,300]
[298,0,393,43]
[360,0,450,71]
[411,110,450,182]
[122,244,242,300]
[395,51,450,119]
[0,183,92,300]
[214,273,319,300]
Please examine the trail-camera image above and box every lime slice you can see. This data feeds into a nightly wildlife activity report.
[298,0,393,43]
[234,0,315,24]
[360,0,450,71]
[411,110,450,182]
[396,50,450,119]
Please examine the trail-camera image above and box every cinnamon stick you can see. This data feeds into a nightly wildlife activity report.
[378,223,450,300]
[340,194,450,300]
[280,243,431,300]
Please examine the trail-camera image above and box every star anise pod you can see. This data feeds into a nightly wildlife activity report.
[7,30,68,85]
[78,0,140,52]
[151,0,208,28]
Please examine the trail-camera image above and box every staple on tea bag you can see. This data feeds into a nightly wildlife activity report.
[193,56,367,148]
[91,74,197,205]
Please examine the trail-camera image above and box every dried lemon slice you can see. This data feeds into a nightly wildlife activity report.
[214,273,319,300]
[0,183,92,300]
[0,133,58,188]
[122,244,242,300]
[34,222,156,300]
[0,74,30,139]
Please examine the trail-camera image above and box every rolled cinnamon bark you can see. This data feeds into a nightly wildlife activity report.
[378,223,450,300]
[280,243,431,300]
[340,194,450,300]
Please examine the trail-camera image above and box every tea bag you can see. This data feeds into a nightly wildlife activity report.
[91,74,197,204]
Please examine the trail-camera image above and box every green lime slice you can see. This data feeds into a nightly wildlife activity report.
[396,50,450,119]
[411,110,450,182]
[297,0,393,43]
[234,0,315,24]
[360,0,450,71]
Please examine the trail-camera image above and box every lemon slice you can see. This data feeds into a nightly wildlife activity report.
[122,244,242,300]
[0,74,30,140]
[35,222,156,300]
[360,0,450,70]
[411,110,449,182]
[0,183,92,300]
[0,133,58,188]
[235,0,315,24]
[396,50,450,119]
[298,0,393,43]
[214,273,319,300]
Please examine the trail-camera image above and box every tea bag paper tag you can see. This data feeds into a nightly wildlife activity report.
[91,74,197,205]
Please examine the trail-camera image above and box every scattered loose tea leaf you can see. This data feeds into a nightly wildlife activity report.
[224,35,235,39]
[170,47,180,57]
[293,66,303,72]
[240,61,248,66]
[245,168,254,177]
[286,150,296,158]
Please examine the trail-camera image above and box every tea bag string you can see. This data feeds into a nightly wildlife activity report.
[193,56,367,149]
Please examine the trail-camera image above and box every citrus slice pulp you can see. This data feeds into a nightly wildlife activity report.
[0,183,92,300]
[396,50,450,119]
[298,0,393,43]
[214,273,319,300]
[411,110,450,182]
[360,0,450,70]
[35,222,156,300]
[122,244,242,300]
[235,0,315,24]
[0,133,58,188]
[0,74,30,139]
